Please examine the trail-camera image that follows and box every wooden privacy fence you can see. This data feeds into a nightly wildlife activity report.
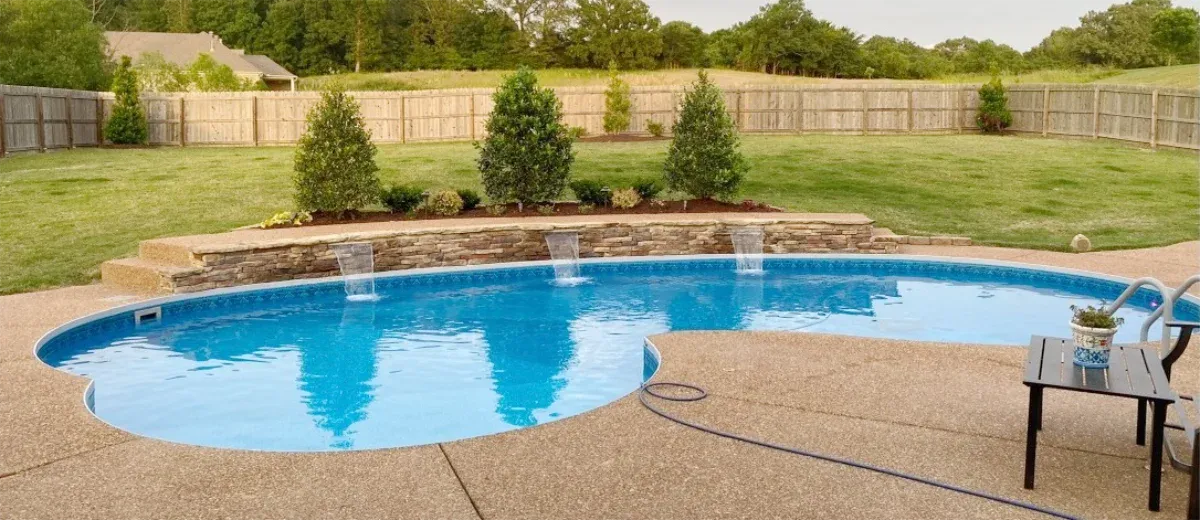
[2,83,1197,156]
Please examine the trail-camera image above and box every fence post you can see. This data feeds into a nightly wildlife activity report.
[1150,89,1159,149]
[1092,87,1100,139]
[907,88,915,132]
[65,95,75,148]
[251,95,259,146]
[0,91,7,157]
[861,88,868,135]
[95,97,103,146]
[35,93,46,152]
[956,88,964,133]
[736,90,743,130]
[400,96,406,144]
[469,93,476,141]
[1041,86,1050,137]
[179,97,186,147]
[795,89,804,134]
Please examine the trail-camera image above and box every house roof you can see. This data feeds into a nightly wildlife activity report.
[105,31,297,80]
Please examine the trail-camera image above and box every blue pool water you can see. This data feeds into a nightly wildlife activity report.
[39,257,1196,452]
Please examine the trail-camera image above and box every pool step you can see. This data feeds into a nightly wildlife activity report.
[101,257,200,295]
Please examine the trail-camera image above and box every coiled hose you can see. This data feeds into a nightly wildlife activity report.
[639,382,1082,520]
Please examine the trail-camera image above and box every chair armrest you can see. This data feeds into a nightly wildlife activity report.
[1168,321,1200,330]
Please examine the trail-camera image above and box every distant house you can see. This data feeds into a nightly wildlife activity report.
[105,31,298,91]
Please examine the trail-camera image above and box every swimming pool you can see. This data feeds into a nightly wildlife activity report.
[37,256,1197,452]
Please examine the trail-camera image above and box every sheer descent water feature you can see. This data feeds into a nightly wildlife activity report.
[732,227,765,274]
[544,231,587,286]
[330,242,380,301]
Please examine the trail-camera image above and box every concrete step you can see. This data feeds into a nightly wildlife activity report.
[139,239,195,267]
[101,257,197,295]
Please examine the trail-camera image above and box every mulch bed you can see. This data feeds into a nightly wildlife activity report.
[298,199,780,228]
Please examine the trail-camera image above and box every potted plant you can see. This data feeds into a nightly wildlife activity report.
[1069,304,1124,368]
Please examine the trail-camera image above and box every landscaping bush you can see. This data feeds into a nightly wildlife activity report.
[976,77,1013,133]
[611,187,641,209]
[567,126,588,140]
[294,88,381,216]
[426,190,464,216]
[632,178,664,200]
[570,179,611,206]
[105,56,148,145]
[381,184,426,213]
[663,70,747,200]
[477,67,575,207]
[646,120,665,137]
[456,189,482,210]
[603,61,632,135]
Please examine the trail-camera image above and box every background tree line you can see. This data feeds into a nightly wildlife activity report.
[1,0,1197,91]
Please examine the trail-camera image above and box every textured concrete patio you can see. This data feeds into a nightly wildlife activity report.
[1,242,1197,519]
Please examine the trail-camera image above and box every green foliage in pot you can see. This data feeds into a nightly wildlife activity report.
[477,67,575,205]
[294,87,381,217]
[105,56,149,145]
[1070,304,1125,329]
[664,70,747,200]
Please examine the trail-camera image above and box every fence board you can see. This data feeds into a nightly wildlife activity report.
[1,83,1196,156]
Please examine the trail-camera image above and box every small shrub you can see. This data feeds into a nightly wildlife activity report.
[632,178,664,200]
[294,87,381,216]
[976,77,1013,133]
[381,184,426,213]
[1071,304,1124,329]
[426,190,464,216]
[611,187,641,209]
[646,120,665,137]
[578,203,596,214]
[456,189,482,210]
[664,70,747,200]
[567,126,588,140]
[603,61,632,134]
[537,203,556,215]
[105,56,148,145]
[477,67,575,206]
[259,211,312,229]
[570,179,612,206]
[486,204,507,216]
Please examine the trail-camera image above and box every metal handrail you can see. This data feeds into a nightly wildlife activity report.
[1102,277,1175,357]
[1140,274,1200,342]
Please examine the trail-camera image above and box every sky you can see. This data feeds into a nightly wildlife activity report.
[643,0,1200,51]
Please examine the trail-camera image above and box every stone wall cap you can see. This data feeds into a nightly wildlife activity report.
[159,213,874,254]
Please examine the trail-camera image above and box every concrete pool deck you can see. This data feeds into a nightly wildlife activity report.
[1,242,1197,519]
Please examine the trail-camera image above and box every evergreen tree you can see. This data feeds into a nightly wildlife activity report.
[976,77,1013,134]
[104,56,149,145]
[602,62,632,134]
[293,88,381,216]
[477,67,575,206]
[663,71,746,200]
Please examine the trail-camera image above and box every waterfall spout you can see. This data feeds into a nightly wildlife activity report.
[731,227,765,274]
[331,242,380,302]
[545,231,587,286]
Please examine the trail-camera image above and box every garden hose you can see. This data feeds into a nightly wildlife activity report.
[638,382,1082,520]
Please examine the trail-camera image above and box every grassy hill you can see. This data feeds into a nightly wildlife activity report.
[300,65,1199,91]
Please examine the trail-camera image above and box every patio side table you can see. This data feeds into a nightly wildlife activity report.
[1023,336,1177,512]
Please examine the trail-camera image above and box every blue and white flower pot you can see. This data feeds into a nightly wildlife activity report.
[1071,322,1118,368]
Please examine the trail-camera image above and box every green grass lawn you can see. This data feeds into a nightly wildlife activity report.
[0,134,1196,295]
[301,66,1200,91]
